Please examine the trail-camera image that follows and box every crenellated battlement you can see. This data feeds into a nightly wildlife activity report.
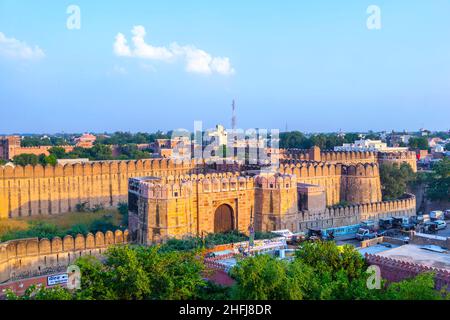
[280,161,380,178]
[282,147,417,172]
[0,159,203,218]
[0,158,199,179]
[365,253,450,291]
[0,230,129,283]
[296,193,416,231]
[133,172,297,199]
[282,148,377,163]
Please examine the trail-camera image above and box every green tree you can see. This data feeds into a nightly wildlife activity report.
[103,246,151,299]
[74,255,117,299]
[385,272,448,300]
[48,146,67,158]
[117,202,129,226]
[280,131,310,149]
[138,246,205,299]
[12,153,39,166]
[38,154,57,166]
[6,285,73,300]
[230,254,314,300]
[408,137,429,150]
[294,241,376,300]
[380,163,416,200]
[426,158,450,201]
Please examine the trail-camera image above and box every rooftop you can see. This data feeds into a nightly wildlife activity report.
[377,244,450,271]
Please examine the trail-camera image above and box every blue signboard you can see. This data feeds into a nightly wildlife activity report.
[47,273,68,286]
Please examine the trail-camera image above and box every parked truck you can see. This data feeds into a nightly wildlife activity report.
[430,211,444,221]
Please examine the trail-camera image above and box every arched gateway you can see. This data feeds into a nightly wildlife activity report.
[214,204,234,233]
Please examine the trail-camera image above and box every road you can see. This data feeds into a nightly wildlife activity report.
[335,219,450,248]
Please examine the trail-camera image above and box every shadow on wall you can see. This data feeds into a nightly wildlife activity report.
[0,229,129,283]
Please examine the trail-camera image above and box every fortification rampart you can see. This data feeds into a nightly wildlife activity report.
[0,159,200,218]
[295,193,416,231]
[377,151,417,172]
[0,230,129,284]
[282,148,417,172]
[365,253,450,292]
[281,149,377,163]
[280,162,382,205]
[6,145,75,159]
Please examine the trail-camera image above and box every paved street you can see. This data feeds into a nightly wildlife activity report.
[335,218,450,248]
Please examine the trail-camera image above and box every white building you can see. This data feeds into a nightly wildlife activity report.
[207,124,228,146]
[334,139,409,152]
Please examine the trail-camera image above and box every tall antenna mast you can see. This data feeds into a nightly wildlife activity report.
[231,99,236,130]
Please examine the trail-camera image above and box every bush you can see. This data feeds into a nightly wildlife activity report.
[91,204,105,213]
[0,221,64,241]
[90,217,117,233]
[117,202,128,226]
[67,224,90,237]
[75,202,89,212]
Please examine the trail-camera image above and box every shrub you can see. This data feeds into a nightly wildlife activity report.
[75,202,89,212]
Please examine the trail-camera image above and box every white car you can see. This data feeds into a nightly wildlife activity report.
[433,220,447,231]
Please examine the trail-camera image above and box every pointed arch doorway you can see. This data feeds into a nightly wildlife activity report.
[214,204,234,233]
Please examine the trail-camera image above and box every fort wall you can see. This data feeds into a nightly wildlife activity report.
[0,230,129,284]
[281,149,417,172]
[6,145,75,159]
[0,159,199,219]
[131,174,257,244]
[280,162,382,205]
[294,193,416,232]
[365,253,450,292]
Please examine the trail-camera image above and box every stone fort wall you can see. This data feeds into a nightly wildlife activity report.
[0,229,129,284]
[294,193,416,232]
[365,253,450,292]
[282,149,417,171]
[280,162,382,205]
[0,159,200,219]
[1,158,383,219]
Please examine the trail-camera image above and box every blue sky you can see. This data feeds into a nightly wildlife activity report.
[0,0,449,134]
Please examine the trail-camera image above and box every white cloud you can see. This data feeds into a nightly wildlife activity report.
[0,32,45,60]
[113,26,234,75]
[113,33,131,57]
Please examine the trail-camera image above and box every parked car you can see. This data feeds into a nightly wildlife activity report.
[379,218,394,230]
[307,228,324,241]
[430,211,444,221]
[356,228,383,241]
[444,210,450,220]
[423,221,438,234]
[433,220,447,231]
[360,220,376,229]
[401,223,416,231]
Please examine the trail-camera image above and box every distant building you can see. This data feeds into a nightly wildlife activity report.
[74,133,96,148]
[334,139,408,152]
[0,135,74,160]
[428,137,442,148]
[152,136,191,158]
[57,158,90,165]
[432,144,445,153]
[207,124,228,146]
